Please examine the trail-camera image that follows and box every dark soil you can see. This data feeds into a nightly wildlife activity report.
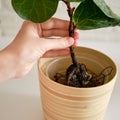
[54,63,113,88]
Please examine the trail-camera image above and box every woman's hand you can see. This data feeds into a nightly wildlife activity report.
[0,18,79,81]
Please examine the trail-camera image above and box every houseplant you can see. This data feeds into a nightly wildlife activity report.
[38,46,117,120]
[11,0,119,119]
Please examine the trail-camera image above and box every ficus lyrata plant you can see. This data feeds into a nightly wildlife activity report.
[11,0,120,87]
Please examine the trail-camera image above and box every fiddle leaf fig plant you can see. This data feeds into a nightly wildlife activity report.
[11,0,120,28]
[11,0,120,87]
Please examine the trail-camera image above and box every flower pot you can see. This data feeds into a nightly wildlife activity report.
[38,46,117,120]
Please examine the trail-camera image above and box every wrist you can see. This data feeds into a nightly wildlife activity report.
[0,49,17,82]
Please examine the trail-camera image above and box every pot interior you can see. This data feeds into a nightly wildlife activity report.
[46,47,117,86]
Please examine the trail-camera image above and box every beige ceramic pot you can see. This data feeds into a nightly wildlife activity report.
[38,46,117,120]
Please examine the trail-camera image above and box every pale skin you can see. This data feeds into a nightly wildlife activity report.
[0,18,79,82]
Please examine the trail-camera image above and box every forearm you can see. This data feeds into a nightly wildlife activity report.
[0,49,17,82]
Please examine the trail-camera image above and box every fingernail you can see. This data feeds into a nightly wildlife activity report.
[67,37,74,45]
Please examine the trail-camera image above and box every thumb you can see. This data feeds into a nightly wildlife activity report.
[42,37,74,51]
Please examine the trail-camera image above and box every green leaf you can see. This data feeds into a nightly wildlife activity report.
[73,0,120,30]
[11,0,59,23]
[93,0,120,19]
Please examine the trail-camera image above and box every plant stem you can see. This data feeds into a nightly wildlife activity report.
[62,0,78,67]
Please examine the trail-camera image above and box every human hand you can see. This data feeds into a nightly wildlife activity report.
[16,18,79,57]
[1,18,79,80]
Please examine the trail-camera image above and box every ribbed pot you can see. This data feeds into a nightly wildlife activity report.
[38,46,117,120]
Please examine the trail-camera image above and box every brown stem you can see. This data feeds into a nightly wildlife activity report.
[62,0,78,67]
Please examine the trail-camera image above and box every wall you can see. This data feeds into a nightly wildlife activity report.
[0,0,120,41]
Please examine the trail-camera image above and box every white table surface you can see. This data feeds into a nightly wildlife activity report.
[0,36,120,120]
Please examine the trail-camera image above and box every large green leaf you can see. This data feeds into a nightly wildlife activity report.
[73,0,120,30]
[11,0,59,23]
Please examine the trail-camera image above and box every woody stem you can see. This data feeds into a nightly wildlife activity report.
[62,0,78,67]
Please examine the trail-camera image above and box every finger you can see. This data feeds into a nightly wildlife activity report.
[74,30,80,40]
[73,30,80,46]
[42,29,69,37]
[42,49,70,57]
[42,37,74,51]
[41,18,69,30]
